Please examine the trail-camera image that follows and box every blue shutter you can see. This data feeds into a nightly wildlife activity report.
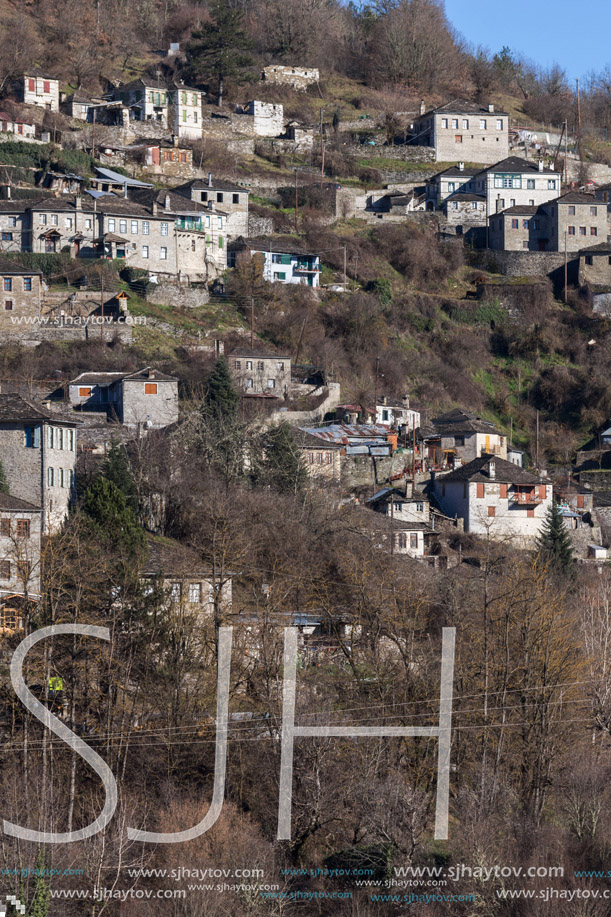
[34,426,41,448]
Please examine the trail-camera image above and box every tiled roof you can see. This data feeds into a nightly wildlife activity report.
[554,191,598,204]
[228,348,291,359]
[228,236,313,256]
[123,367,177,383]
[446,192,486,203]
[579,241,611,255]
[480,156,559,176]
[429,166,480,180]
[174,178,249,194]
[142,534,212,577]
[431,409,502,435]
[0,256,41,275]
[69,367,176,385]
[69,372,126,386]
[438,454,544,485]
[423,100,509,117]
[495,205,539,216]
[0,493,41,512]
[291,427,343,450]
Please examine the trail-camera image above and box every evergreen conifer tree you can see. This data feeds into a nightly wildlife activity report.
[185,0,253,108]
[204,356,240,420]
[102,441,138,513]
[0,459,9,494]
[535,500,574,573]
[81,477,145,555]
[258,422,308,494]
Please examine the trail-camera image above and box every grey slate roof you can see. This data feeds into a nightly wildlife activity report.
[174,178,249,194]
[423,100,509,117]
[0,256,41,275]
[430,409,502,435]
[438,454,544,485]
[479,156,558,176]
[0,493,41,512]
[0,393,77,425]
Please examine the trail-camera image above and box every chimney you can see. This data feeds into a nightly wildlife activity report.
[208,200,215,211]
[152,200,158,216]
[208,171,213,188]
[538,160,544,171]
[488,459,496,479]
[165,192,171,210]
[419,99,426,115]
[75,195,82,210]
[488,103,494,113]
[172,133,178,147]
[402,393,410,408]
[458,161,464,171]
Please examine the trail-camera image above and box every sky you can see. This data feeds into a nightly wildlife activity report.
[443,0,610,83]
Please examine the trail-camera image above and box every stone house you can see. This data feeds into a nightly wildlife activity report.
[0,257,42,329]
[228,237,320,287]
[0,493,42,614]
[142,534,232,620]
[68,367,178,429]
[119,138,194,176]
[426,157,562,217]
[228,349,291,396]
[110,79,169,125]
[292,428,342,482]
[355,507,430,559]
[367,486,430,525]
[579,242,611,286]
[442,193,486,237]
[167,81,204,139]
[61,90,94,120]
[0,112,35,139]
[0,194,223,282]
[410,101,509,164]
[489,192,606,252]
[0,394,78,534]
[238,100,283,137]
[420,409,507,468]
[21,74,59,111]
[174,175,250,240]
[430,454,553,547]
[261,66,319,89]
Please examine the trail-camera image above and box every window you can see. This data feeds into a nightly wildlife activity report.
[232,193,240,205]
[3,278,11,292]
[65,217,73,229]
[496,119,503,129]
[568,226,575,235]
[522,220,529,229]
[58,428,63,449]
[277,362,285,371]
[0,519,9,536]
[451,119,458,129]
[591,227,598,236]
[568,205,576,215]
[170,582,181,600]
[108,219,115,232]
[144,383,157,394]
[189,582,201,603]
[511,219,519,229]
[40,214,47,225]
[529,200,535,206]
[462,119,468,129]
[68,430,74,451]
[142,221,149,235]
[480,119,487,129]
[548,180,556,190]
[23,277,32,291]
[217,216,222,228]
[160,247,167,260]
[487,505,496,517]
[79,387,92,398]
[494,174,522,189]
[510,199,516,207]
[15,519,30,538]
[27,78,34,92]
[246,378,253,388]
[395,533,407,550]
[160,222,168,236]
[522,240,528,249]
[59,468,65,487]
[119,219,127,234]
[216,193,224,203]
[142,245,149,258]
[471,201,478,209]
[48,427,54,448]
[455,135,463,144]
[257,361,264,370]
[234,360,241,369]
[410,533,418,549]
[47,467,54,486]
[2,233,12,242]
[441,118,448,128]
[25,427,40,448]
[0,561,10,580]
[591,206,598,216]
[51,214,58,225]
[580,226,587,236]
[268,379,275,389]
[4,300,12,311]
[246,361,252,370]
[131,220,138,234]
[43,80,50,93]
[527,179,535,189]
[272,254,282,263]
[585,255,593,265]
[476,483,485,498]
[218,236,224,249]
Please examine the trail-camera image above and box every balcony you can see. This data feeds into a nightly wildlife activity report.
[509,490,543,505]
[175,218,205,233]
[481,444,503,455]
[294,261,320,273]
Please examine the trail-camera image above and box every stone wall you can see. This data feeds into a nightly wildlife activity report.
[344,144,436,163]
[472,249,578,286]
[248,214,274,236]
[147,281,210,309]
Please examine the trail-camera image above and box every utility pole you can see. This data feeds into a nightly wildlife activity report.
[390,497,394,556]
[342,245,347,291]
[100,270,104,339]
[294,168,298,233]
[564,230,568,303]
[536,410,540,469]
[412,413,416,482]
[564,119,568,186]
[91,108,96,160]
[374,356,380,421]
[250,295,254,348]
[319,108,325,187]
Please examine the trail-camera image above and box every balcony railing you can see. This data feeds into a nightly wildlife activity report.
[509,491,543,505]
[294,261,320,273]
[481,444,503,455]
[175,219,205,233]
